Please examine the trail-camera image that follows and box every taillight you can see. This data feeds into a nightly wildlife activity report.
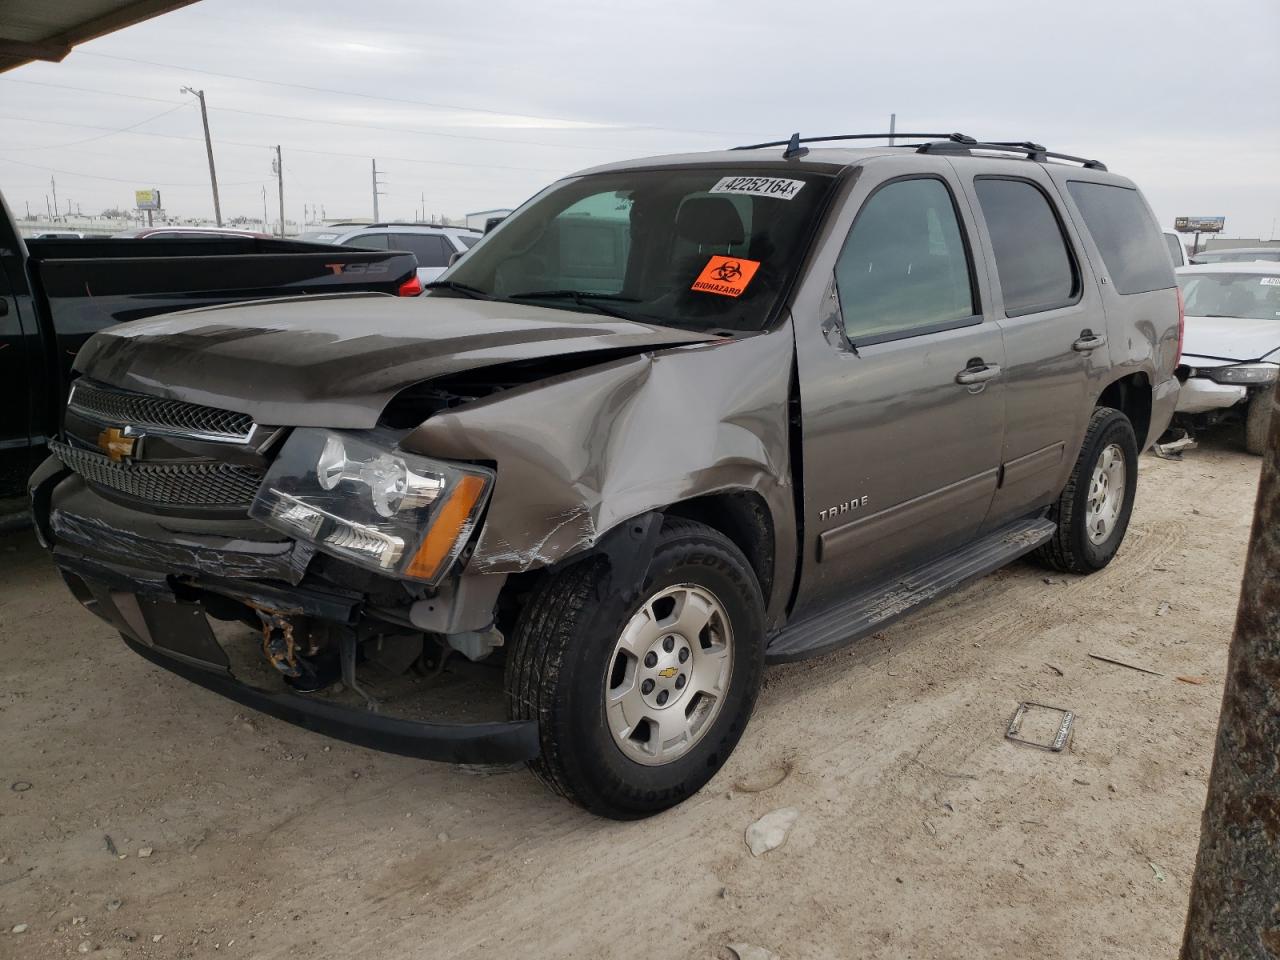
[398,275,423,297]
[1175,286,1185,366]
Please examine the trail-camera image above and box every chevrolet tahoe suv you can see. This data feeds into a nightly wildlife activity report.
[31,133,1181,819]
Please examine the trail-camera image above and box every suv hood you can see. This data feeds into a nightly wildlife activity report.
[1181,314,1280,365]
[74,293,716,428]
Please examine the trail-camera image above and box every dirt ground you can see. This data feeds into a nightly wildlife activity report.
[0,433,1264,960]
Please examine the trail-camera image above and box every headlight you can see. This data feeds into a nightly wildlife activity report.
[251,429,493,583]
[1202,363,1279,385]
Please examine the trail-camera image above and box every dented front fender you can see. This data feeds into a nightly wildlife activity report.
[401,325,798,618]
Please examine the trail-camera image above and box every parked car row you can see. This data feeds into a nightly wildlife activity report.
[28,223,488,290]
[295,223,483,284]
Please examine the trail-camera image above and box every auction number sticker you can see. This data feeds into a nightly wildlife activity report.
[692,256,761,297]
[709,176,806,200]
[1260,277,1280,286]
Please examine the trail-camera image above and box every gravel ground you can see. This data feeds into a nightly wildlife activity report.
[0,434,1263,960]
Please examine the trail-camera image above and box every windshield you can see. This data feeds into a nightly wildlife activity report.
[437,168,837,332]
[1178,273,1280,321]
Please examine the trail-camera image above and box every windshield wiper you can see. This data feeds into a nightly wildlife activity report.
[423,280,495,300]
[508,289,642,320]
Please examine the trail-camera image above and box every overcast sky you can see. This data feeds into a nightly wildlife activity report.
[2,0,1278,237]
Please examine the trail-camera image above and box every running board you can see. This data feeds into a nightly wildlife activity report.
[765,517,1055,664]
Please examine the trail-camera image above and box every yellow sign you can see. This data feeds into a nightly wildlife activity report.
[134,189,161,210]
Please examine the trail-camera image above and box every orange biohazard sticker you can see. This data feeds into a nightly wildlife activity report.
[691,256,760,298]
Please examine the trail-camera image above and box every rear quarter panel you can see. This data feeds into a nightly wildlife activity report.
[1044,167,1181,446]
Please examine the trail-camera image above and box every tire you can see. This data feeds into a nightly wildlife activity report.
[505,517,765,819]
[1244,386,1275,456]
[1036,407,1139,574]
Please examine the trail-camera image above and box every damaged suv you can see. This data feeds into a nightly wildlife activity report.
[32,133,1181,818]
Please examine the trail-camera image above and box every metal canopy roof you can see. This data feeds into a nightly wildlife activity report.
[0,0,199,73]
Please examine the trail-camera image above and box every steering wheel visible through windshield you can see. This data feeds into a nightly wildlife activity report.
[433,167,837,332]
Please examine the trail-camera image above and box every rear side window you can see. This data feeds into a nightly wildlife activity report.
[387,233,453,267]
[974,178,1078,317]
[835,177,977,344]
[1066,181,1174,294]
[341,233,389,250]
[457,235,481,249]
[1164,234,1184,266]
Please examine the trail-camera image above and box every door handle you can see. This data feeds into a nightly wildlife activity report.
[955,362,1001,385]
[1073,332,1107,352]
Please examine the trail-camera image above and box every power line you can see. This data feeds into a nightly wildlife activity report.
[4,101,192,152]
[0,154,265,188]
[77,51,754,138]
[0,113,568,175]
[2,78,181,106]
[0,77,690,153]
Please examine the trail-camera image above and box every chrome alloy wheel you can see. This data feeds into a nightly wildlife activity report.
[1086,442,1127,545]
[604,583,734,766]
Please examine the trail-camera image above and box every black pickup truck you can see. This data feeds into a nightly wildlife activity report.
[0,193,421,500]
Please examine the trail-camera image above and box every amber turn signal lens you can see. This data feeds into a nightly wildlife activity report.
[403,474,487,581]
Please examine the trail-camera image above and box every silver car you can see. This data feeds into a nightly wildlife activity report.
[1174,262,1280,453]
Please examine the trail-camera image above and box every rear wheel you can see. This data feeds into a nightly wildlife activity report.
[505,518,765,819]
[1036,407,1139,574]
[1245,386,1275,456]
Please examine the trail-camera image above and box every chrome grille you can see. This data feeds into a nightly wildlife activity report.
[68,380,255,442]
[50,440,263,507]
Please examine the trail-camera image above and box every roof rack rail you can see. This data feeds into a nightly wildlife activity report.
[733,132,975,151]
[916,138,1108,171]
[364,222,465,229]
[732,132,1106,170]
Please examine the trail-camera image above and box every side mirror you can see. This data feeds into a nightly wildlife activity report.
[447,251,463,267]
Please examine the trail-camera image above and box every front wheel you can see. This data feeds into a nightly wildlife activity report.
[1245,386,1275,456]
[505,517,765,819]
[1036,407,1139,574]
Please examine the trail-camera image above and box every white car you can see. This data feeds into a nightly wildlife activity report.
[296,223,482,285]
[1174,262,1279,454]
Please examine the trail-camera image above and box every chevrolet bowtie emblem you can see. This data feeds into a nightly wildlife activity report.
[97,427,136,463]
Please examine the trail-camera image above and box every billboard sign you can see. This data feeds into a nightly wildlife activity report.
[134,189,162,211]
[1174,216,1225,233]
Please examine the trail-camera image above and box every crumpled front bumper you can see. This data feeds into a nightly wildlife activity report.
[1174,376,1248,415]
[30,459,539,765]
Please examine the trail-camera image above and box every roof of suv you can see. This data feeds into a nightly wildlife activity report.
[575,134,1121,181]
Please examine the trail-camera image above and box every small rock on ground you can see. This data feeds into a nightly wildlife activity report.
[728,943,780,960]
[745,807,800,857]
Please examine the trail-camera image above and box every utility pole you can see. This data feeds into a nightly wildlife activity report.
[180,87,222,226]
[371,159,386,222]
[888,113,896,146]
[1180,387,1280,958]
[273,145,285,237]
[261,185,269,234]
[50,176,58,220]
